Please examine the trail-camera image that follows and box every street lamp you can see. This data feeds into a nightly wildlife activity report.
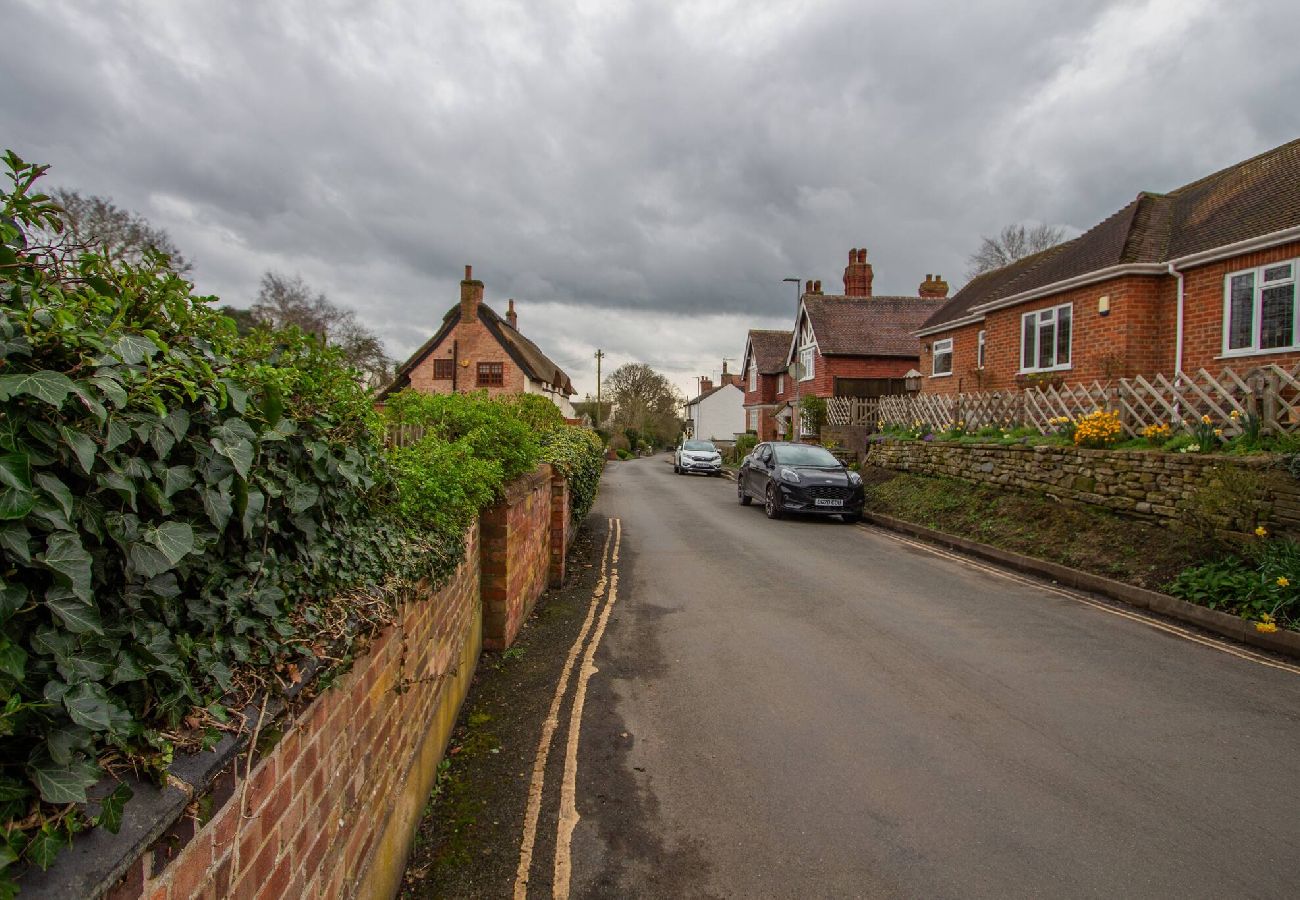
[782,277,802,444]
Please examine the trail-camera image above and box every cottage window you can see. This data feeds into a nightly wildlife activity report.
[798,321,815,381]
[1020,303,1072,373]
[778,374,785,393]
[747,408,759,430]
[932,338,953,376]
[433,358,454,380]
[1224,261,1297,355]
[749,362,757,392]
[977,330,986,369]
[476,361,504,387]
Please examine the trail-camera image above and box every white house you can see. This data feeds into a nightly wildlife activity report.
[683,379,745,443]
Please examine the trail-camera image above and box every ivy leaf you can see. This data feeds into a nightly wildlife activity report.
[147,521,194,565]
[0,370,75,407]
[41,532,93,603]
[111,334,158,366]
[24,823,68,870]
[286,482,319,515]
[90,375,128,409]
[241,488,266,538]
[221,379,248,413]
[29,755,101,804]
[46,724,92,766]
[58,426,97,475]
[160,465,193,499]
[212,435,254,480]
[0,452,35,520]
[45,595,104,635]
[63,682,115,731]
[105,419,132,452]
[127,542,172,579]
[0,637,26,680]
[35,472,73,520]
[202,482,233,531]
[95,782,133,834]
[0,523,31,563]
[164,408,190,442]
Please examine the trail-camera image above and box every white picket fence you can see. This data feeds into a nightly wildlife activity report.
[833,364,1300,437]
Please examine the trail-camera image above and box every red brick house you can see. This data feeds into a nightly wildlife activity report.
[379,265,576,415]
[916,138,1300,394]
[740,250,945,439]
[740,330,793,441]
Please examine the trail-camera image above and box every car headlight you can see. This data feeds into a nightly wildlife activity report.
[847,471,862,485]
[779,467,800,483]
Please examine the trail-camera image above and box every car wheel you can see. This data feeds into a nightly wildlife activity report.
[738,479,752,505]
[764,484,783,519]
[840,511,861,524]
[673,463,681,474]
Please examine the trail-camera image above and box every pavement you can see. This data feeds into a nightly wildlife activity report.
[546,455,1300,899]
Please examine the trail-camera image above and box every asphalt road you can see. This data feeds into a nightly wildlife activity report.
[558,455,1300,899]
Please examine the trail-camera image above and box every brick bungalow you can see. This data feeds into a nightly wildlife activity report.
[916,138,1300,394]
[740,329,793,441]
[379,265,577,415]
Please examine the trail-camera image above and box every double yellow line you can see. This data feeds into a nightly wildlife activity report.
[514,517,623,900]
[859,524,1300,677]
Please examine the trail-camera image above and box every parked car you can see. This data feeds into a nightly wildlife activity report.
[737,442,864,522]
[674,439,722,476]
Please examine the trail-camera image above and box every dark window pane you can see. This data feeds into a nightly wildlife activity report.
[1056,306,1072,364]
[1261,284,1295,349]
[433,358,454,379]
[1264,264,1293,282]
[1038,320,1054,368]
[1228,273,1255,350]
[1022,316,1035,369]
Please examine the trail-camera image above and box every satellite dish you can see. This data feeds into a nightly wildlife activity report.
[787,361,805,380]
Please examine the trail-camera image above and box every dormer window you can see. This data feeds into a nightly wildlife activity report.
[798,320,816,381]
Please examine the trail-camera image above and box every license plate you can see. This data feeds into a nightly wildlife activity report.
[814,498,844,507]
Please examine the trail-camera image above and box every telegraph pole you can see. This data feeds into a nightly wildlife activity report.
[594,349,605,428]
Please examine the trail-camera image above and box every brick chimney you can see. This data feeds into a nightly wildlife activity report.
[843,248,874,297]
[720,359,741,387]
[919,274,949,299]
[460,264,484,320]
[699,377,713,394]
[507,298,518,328]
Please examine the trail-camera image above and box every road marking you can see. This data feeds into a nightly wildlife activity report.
[859,525,1300,677]
[513,519,618,900]
[553,518,622,899]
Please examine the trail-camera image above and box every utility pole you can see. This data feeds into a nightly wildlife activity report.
[594,349,605,428]
[783,277,803,443]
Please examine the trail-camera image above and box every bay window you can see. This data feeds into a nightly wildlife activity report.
[932,338,953,376]
[1020,303,1072,372]
[1224,261,1297,355]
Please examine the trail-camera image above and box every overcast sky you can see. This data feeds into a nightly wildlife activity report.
[4,0,1299,399]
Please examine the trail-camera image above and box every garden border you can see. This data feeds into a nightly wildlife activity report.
[862,511,1300,661]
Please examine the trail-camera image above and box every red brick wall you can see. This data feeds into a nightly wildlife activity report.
[921,274,1173,394]
[407,310,529,398]
[1180,238,1300,372]
[480,465,553,650]
[117,524,484,900]
[801,350,918,398]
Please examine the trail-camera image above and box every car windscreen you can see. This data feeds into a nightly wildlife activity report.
[683,441,716,451]
[773,445,840,467]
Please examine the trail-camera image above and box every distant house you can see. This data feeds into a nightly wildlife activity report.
[683,368,744,443]
[740,329,793,442]
[761,249,946,437]
[379,265,576,416]
[916,138,1300,393]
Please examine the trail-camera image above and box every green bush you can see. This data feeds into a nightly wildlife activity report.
[541,427,605,522]
[383,390,540,482]
[1166,538,1300,630]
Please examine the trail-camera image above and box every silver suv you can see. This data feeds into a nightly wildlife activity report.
[674,439,722,476]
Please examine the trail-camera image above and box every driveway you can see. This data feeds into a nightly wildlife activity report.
[537,456,1300,899]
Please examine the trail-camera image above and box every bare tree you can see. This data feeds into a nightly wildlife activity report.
[249,271,395,388]
[603,362,683,447]
[967,223,1066,278]
[54,188,192,274]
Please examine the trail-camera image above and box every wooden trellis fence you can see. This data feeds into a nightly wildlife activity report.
[385,423,429,448]
[867,364,1300,437]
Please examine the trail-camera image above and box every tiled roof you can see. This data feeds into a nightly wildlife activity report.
[686,382,739,406]
[379,301,575,399]
[923,137,1300,331]
[748,329,794,373]
[804,295,946,357]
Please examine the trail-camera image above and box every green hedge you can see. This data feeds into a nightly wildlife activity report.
[0,153,601,886]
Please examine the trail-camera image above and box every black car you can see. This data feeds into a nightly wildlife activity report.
[737,442,865,522]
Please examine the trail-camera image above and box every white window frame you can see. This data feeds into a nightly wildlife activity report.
[977,329,986,369]
[777,374,785,393]
[797,320,816,381]
[1221,259,1299,357]
[931,338,953,377]
[747,408,759,430]
[1019,303,1073,373]
[748,361,757,391]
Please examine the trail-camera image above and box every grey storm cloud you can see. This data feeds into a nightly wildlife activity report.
[3,0,1299,397]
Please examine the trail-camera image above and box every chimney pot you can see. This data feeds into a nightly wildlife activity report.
[805,279,814,294]
[507,298,517,328]
[459,265,484,319]
[843,246,874,297]
[813,280,822,294]
[464,264,472,281]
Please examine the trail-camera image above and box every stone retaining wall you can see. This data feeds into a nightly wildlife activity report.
[866,438,1300,535]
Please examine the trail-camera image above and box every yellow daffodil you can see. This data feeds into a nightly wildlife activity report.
[1256,621,1279,634]
[1256,526,1269,538]
[1277,576,1290,587]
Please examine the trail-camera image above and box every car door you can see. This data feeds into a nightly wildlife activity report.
[741,443,763,496]
[749,444,773,497]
